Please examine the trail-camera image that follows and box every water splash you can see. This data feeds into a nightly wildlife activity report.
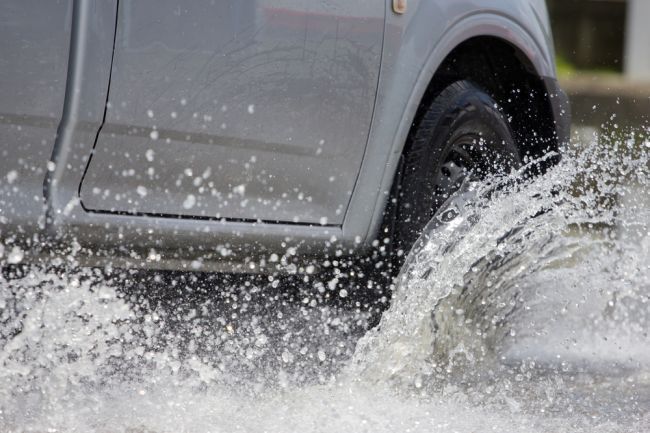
[1,129,649,432]
[351,127,649,416]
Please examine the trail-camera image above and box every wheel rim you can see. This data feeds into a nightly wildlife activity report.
[432,130,517,210]
[432,133,481,209]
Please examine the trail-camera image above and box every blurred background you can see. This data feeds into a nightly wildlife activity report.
[548,0,650,129]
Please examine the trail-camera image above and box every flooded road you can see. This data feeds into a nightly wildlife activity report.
[1,130,649,432]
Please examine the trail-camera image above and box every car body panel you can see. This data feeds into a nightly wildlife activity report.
[44,0,117,237]
[346,0,560,245]
[79,0,384,225]
[1,0,568,272]
[0,0,73,236]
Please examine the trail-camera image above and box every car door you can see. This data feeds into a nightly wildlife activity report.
[79,0,384,225]
[0,0,72,233]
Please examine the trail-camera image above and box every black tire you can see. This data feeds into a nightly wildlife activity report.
[392,80,522,261]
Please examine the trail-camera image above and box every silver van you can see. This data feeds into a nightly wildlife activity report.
[0,0,569,284]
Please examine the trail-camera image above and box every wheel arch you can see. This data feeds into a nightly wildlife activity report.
[348,10,570,250]
[407,34,562,164]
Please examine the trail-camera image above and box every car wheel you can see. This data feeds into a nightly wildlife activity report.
[391,80,522,267]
